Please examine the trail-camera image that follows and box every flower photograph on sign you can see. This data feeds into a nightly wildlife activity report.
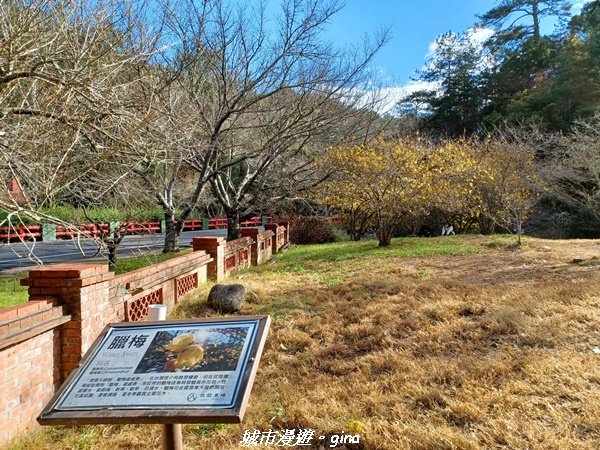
[134,327,250,374]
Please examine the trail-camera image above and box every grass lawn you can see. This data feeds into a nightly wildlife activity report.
[0,274,28,308]
[4,236,600,450]
[0,250,191,309]
[111,249,191,275]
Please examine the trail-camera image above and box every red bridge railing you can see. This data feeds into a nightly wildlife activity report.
[0,225,42,242]
[0,215,298,242]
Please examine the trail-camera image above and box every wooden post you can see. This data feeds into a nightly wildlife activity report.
[162,424,183,450]
[148,305,184,450]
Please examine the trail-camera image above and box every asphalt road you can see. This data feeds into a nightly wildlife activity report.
[0,229,227,273]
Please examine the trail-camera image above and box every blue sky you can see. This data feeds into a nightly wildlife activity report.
[322,0,498,85]
[314,0,592,112]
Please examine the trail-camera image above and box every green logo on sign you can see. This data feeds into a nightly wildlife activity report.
[187,393,198,402]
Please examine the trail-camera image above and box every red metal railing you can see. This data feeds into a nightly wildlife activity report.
[56,222,160,240]
[241,216,275,227]
[122,222,161,235]
[55,223,109,239]
[181,219,203,231]
[0,215,302,242]
[0,225,42,242]
[241,216,260,227]
[208,218,228,229]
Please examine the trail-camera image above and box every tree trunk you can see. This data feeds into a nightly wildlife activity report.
[478,215,495,235]
[226,209,241,240]
[108,244,117,269]
[515,216,523,246]
[376,210,395,246]
[106,232,123,269]
[377,219,393,246]
[163,209,181,253]
[350,208,358,241]
[378,229,392,247]
[532,0,540,42]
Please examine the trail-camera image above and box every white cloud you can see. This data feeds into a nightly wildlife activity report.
[373,81,437,115]
[343,79,437,116]
[426,26,494,58]
[466,26,495,46]
[373,26,494,116]
[573,0,593,14]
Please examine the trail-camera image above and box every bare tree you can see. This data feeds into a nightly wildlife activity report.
[0,0,160,212]
[549,112,600,221]
[0,2,178,273]
[0,0,168,264]
[132,0,389,247]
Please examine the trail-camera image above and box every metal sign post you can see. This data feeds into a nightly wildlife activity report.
[38,314,271,450]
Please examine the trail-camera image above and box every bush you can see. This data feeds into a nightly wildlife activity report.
[331,225,350,242]
[0,205,177,226]
[289,216,339,244]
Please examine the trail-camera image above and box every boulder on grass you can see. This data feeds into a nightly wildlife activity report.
[208,284,246,313]
[245,289,260,304]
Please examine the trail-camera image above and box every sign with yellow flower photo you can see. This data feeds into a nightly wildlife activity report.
[37,316,270,425]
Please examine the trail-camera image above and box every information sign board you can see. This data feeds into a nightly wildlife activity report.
[38,316,270,425]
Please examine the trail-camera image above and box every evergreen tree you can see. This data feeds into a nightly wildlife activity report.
[478,0,571,48]
[478,0,574,129]
[398,31,489,135]
[495,1,600,130]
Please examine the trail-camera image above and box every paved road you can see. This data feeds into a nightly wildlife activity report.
[0,230,227,273]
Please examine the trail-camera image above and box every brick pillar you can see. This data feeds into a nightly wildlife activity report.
[279,221,290,244]
[262,231,273,263]
[265,224,280,254]
[24,263,114,380]
[192,237,226,280]
[240,228,260,265]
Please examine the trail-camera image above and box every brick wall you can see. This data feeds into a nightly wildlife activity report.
[0,224,290,447]
[0,300,69,445]
[278,221,290,245]
[192,223,289,281]
[265,223,286,253]
[192,236,253,280]
[241,228,274,265]
[0,250,212,447]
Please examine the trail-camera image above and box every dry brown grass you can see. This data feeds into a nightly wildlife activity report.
[5,236,600,450]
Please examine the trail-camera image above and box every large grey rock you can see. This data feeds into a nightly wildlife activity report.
[208,284,246,313]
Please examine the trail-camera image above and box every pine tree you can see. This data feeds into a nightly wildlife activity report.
[478,0,573,128]
[398,31,488,135]
[479,0,571,48]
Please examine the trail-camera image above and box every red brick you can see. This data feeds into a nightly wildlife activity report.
[28,269,69,279]
[31,278,74,288]
[63,344,81,354]
[61,326,80,336]
[0,378,18,394]
[62,353,82,363]
[2,396,20,411]
[62,320,82,330]
[28,297,56,306]
[18,315,37,328]
[28,263,108,280]
[0,307,20,322]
